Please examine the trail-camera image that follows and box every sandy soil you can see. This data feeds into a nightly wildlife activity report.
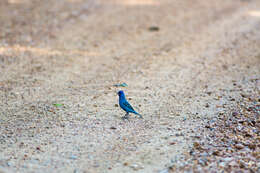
[0,0,259,172]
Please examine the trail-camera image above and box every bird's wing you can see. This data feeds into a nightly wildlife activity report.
[123,101,135,111]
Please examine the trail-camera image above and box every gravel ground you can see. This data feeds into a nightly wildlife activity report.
[0,0,259,173]
[165,83,260,172]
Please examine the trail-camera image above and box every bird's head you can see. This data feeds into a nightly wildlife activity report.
[117,90,125,97]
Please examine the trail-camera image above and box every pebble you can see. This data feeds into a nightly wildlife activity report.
[212,150,220,156]
[200,152,208,157]
[222,157,233,162]
[234,144,244,150]
[198,158,207,166]
[130,163,144,171]
[175,133,184,137]
[169,142,176,145]
[256,162,260,169]
[219,162,226,167]
[159,169,169,173]
[69,155,78,160]
[148,26,160,31]
[228,160,237,166]
[6,161,12,167]
[74,169,80,173]
[232,112,239,116]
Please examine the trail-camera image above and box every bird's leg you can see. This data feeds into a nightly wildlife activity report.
[122,113,129,120]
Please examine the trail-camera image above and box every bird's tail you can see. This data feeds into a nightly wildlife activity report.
[135,112,143,119]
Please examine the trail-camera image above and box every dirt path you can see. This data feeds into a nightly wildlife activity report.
[0,0,259,172]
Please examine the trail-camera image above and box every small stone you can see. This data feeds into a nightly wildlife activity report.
[232,112,239,117]
[244,132,253,137]
[239,160,246,168]
[247,107,253,112]
[159,169,169,173]
[69,155,78,160]
[110,126,117,130]
[193,136,200,139]
[74,169,80,173]
[229,160,237,166]
[200,152,208,157]
[223,64,228,70]
[235,144,244,150]
[218,112,224,115]
[130,163,144,171]
[212,150,220,156]
[19,142,25,148]
[247,144,256,150]
[169,142,176,145]
[240,93,247,98]
[222,157,233,162]
[193,142,203,150]
[219,162,226,167]
[198,158,207,166]
[175,133,184,137]
[148,26,160,31]
[206,91,212,95]
[114,104,119,107]
[7,162,11,167]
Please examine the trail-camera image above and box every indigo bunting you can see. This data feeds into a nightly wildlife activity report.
[118,90,143,119]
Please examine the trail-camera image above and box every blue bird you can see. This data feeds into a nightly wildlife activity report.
[118,90,143,119]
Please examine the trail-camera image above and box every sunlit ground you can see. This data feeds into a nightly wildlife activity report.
[67,0,85,2]
[0,45,99,56]
[7,0,29,4]
[112,0,159,6]
[248,10,260,17]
